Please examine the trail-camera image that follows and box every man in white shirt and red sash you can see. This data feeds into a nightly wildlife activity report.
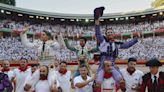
[24,64,39,92]
[1,60,14,82]
[13,58,31,92]
[94,60,117,92]
[24,65,59,92]
[102,60,117,92]
[56,61,71,92]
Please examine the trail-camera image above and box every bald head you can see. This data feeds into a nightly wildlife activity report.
[104,60,112,72]
[2,60,10,69]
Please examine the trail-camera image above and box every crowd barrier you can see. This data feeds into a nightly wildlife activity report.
[0,59,164,67]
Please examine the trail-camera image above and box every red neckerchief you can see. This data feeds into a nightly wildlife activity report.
[109,38,115,42]
[18,66,28,72]
[59,69,67,75]
[104,71,112,79]
[39,76,47,80]
[1,68,10,72]
[127,68,136,75]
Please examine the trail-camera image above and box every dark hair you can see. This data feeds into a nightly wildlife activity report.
[79,64,87,69]
[31,64,39,67]
[43,65,49,69]
[105,28,113,35]
[146,58,162,67]
[79,37,87,43]
[20,57,28,63]
[42,65,49,73]
[60,61,67,65]
[43,30,53,40]
[128,57,137,63]
[106,28,113,31]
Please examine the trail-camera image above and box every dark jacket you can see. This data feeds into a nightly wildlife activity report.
[0,72,13,92]
[140,72,164,92]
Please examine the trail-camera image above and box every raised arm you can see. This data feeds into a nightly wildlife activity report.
[20,27,36,48]
[56,33,66,48]
[64,38,78,52]
[119,38,138,49]
[95,19,104,43]
[94,7,105,43]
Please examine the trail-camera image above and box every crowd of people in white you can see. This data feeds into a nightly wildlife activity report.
[1,19,164,35]
[0,19,164,61]
[119,37,164,59]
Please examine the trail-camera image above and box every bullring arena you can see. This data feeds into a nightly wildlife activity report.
[0,0,164,92]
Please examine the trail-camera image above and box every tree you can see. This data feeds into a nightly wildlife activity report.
[0,0,16,6]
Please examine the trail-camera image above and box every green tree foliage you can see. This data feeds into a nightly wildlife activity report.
[0,0,16,6]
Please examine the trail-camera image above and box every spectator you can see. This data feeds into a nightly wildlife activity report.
[120,58,144,92]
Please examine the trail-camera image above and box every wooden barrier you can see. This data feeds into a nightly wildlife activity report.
[0,59,164,67]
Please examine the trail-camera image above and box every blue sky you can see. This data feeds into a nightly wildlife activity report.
[16,0,155,14]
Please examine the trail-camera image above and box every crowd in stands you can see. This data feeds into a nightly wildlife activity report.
[0,19,164,61]
[0,19,164,36]
[119,37,164,59]
[0,37,38,60]
[0,36,163,61]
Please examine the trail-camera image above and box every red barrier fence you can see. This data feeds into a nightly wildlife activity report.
[0,59,164,67]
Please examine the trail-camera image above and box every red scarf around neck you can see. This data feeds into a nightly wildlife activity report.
[1,68,10,72]
[59,69,67,75]
[19,66,28,72]
[104,71,112,79]
[109,38,115,42]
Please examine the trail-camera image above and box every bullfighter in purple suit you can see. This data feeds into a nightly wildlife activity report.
[94,7,139,84]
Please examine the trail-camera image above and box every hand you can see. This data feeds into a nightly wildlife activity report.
[95,19,100,25]
[131,85,140,91]
[51,84,58,92]
[24,84,31,91]
[22,26,30,34]
[133,32,141,38]
[137,32,141,38]
[119,79,126,91]
[90,74,96,82]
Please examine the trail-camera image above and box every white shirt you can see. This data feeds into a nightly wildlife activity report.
[74,75,93,92]
[13,68,31,92]
[35,80,50,92]
[151,72,159,83]
[25,69,60,91]
[20,33,60,62]
[24,72,36,92]
[56,70,71,92]
[101,77,116,92]
[0,70,14,81]
[120,68,144,92]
